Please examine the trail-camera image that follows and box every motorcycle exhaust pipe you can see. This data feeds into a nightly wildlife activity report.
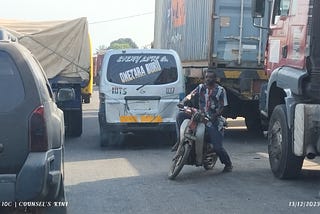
[306,144,317,159]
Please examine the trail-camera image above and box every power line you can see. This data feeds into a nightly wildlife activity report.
[89,12,154,25]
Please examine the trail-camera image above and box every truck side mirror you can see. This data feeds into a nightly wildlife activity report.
[252,0,265,18]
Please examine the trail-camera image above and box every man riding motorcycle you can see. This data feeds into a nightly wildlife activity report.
[172,69,233,172]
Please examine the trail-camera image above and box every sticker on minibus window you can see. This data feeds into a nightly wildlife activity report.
[119,60,162,83]
[107,53,178,85]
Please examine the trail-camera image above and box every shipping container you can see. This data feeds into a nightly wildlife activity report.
[154,0,269,66]
[154,0,270,133]
[154,0,213,65]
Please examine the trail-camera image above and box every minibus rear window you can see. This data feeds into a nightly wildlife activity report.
[106,53,178,85]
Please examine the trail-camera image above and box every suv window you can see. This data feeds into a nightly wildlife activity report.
[0,51,25,112]
[26,55,54,102]
[106,53,178,85]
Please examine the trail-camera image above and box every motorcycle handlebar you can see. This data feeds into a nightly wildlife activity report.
[178,106,211,122]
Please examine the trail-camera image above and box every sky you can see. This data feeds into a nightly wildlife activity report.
[1,0,155,52]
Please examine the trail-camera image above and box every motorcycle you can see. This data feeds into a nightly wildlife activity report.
[168,106,219,180]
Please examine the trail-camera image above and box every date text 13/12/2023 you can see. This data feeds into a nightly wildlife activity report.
[1,201,68,208]
[289,201,320,207]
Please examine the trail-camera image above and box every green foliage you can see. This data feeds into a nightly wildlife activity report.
[108,38,138,50]
[95,38,138,54]
[109,43,131,49]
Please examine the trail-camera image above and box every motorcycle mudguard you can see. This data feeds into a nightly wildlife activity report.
[180,119,190,144]
[195,123,205,165]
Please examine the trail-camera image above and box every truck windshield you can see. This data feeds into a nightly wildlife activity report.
[106,53,178,85]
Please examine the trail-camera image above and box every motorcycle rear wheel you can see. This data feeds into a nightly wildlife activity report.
[203,153,218,170]
[168,142,191,180]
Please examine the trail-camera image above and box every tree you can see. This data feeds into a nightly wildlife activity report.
[107,38,138,50]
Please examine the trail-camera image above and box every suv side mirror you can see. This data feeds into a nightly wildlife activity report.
[252,0,265,18]
[56,88,75,102]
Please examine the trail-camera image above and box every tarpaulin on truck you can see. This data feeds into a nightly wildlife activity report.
[0,17,90,82]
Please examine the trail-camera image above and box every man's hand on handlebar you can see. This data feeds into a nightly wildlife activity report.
[177,102,184,109]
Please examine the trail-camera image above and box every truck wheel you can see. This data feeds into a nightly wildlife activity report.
[245,116,261,132]
[66,110,82,137]
[242,100,263,134]
[166,130,177,145]
[100,128,123,147]
[100,127,108,147]
[108,131,123,147]
[268,104,304,179]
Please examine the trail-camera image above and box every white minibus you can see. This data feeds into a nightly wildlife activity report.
[98,49,185,146]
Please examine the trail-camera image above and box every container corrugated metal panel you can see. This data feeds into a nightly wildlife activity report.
[154,0,268,67]
[212,0,268,66]
[154,0,213,64]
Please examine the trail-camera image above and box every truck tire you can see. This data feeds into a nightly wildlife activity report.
[245,116,263,135]
[100,127,123,147]
[66,110,82,137]
[166,130,177,145]
[107,131,123,147]
[244,101,263,135]
[268,104,304,179]
[100,128,108,147]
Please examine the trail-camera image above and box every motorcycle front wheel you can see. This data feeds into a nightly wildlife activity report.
[168,142,191,180]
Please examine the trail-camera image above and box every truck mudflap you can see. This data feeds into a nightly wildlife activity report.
[294,104,320,158]
[51,81,83,137]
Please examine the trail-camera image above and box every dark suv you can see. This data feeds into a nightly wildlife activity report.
[0,38,66,212]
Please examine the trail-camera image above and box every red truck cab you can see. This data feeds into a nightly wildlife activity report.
[266,0,309,75]
[252,0,320,179]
